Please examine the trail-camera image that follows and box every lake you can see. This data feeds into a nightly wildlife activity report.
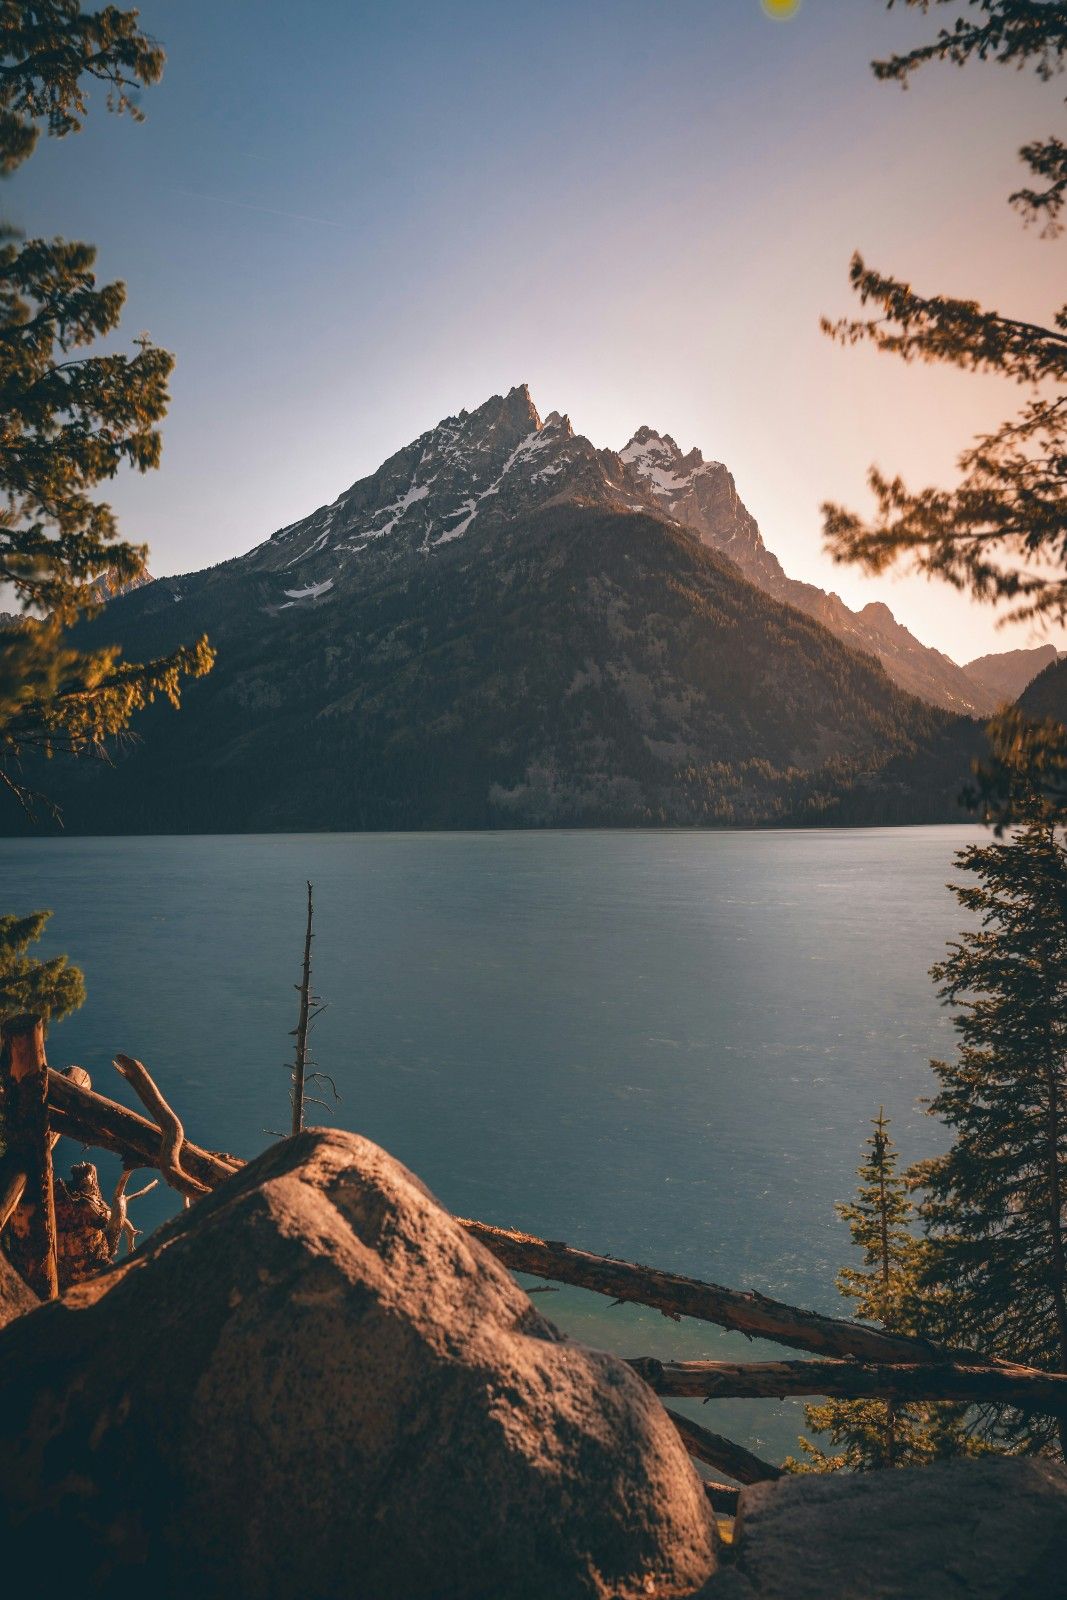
[1,826,981,1467]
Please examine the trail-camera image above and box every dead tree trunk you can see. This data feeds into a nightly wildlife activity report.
[457,1216,1009,1368]
[54,1162,111,1286]
[291,881,314,1137]
[0,1016,58,1300]
[628,1356,1067,1414]
[39,1070,1053,1382]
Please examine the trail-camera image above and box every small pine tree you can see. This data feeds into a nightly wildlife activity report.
[789,1110,983,1473]
[0,910,83,1026]
[916,812,1067,1459]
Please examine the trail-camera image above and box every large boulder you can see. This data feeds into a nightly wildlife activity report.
[706,1458,1067,1599]
[0,1128,717,1600]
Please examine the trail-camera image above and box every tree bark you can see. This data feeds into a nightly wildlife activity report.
[457,1217,1007,1368]
[46,1069,238,1195]
[628,1356,1067,1414]
[0,1016,58,1299]
[112,1054,209,1198]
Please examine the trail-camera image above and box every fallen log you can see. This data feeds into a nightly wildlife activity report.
[628,1357,1067,1416]
[457,1217,1005,1368]
[43,1073,1032,1377]
[46,1070,239,1197]
[664,1407,781,1484]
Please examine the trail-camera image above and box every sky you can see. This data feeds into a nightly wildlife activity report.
[15,0,1067,664]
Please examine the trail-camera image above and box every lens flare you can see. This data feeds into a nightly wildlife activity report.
[761,0,801,18]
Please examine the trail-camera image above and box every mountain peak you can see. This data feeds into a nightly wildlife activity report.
[452,383,542,441]
[542,409,575,440]
[253,385,602,581]
[619,428,708,492]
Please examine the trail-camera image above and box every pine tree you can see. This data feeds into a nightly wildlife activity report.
[821,2,1067,628]
[915,809,1067,1458]
[0,5,214,816]
[789,1109,985,1472]
[791,1111,920,1470]
[0,909,83,1025]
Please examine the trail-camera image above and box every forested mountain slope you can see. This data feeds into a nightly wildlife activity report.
[7,387,978,833]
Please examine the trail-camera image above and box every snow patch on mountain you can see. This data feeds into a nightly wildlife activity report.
[619,430,716,502]
[282,578,334,604]
[361,479,431,543]
[432,425,556,546]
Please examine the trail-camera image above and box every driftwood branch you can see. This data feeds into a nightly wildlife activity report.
[47,1069,238,1197]
[105,1170,131,1258]
[664,1407,782,1485]
[104,1170,158,1259]
[457,1217,1008,1369]
[112,1054,209,1198]
[629,1357,1067,1416]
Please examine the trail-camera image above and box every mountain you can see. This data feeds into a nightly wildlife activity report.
[87,567,156,604]
[963,645,1060,707]
[1019,655,1067,721]
[7,385,979,835]
[618,428,1001,717]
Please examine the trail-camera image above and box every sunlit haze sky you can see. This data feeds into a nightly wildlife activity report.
[16,0,1066,663]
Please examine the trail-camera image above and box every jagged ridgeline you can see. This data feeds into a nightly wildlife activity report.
[8,384,1002,834]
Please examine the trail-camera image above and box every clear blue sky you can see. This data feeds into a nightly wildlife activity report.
[15,0,1066,661]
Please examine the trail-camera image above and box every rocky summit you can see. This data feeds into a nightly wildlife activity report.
[10,384,993,835]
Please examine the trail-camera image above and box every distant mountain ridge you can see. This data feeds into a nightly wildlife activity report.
[18,384,1049,838]
[1019,654,1067,721]
[617,427,1051,715]
[185,386,1052,719]
[964,644,1061,707]
[6,384,987,834]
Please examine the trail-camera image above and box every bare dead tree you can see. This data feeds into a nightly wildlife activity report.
[286,881,337,1136]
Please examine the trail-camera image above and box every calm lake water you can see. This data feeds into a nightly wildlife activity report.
[2,826,982,1467]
